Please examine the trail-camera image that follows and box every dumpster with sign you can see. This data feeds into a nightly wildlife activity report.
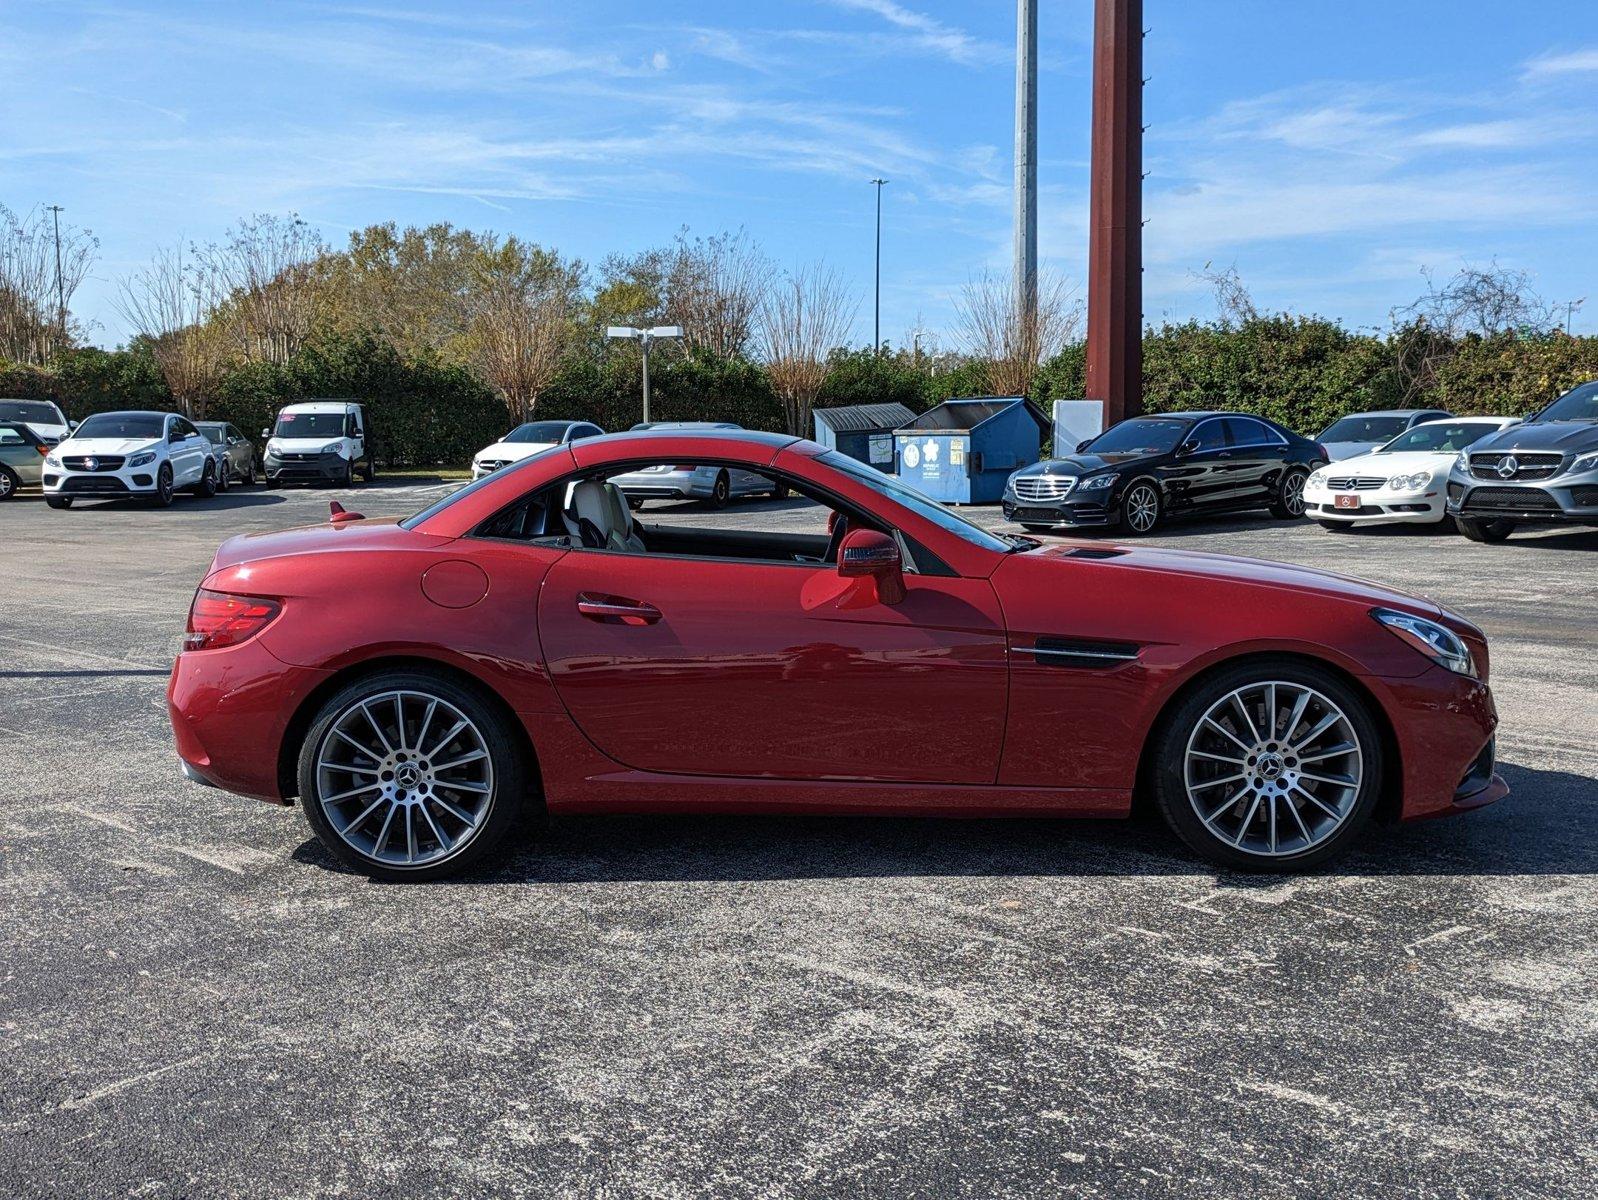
[812,402,917,473]
[893,397,1048,503]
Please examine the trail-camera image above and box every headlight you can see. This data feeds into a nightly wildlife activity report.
[1079,474,1114,490]
[128,450,157,468]
[45,452,61,467]
[1454,450,1470,474]
[1387,469,1432,492]
[1307,468,1328,487]
[1570,450,1598,474]
[265,440,280,455]
[1373,608,1478,678]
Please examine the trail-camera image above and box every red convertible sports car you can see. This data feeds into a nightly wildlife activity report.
[168,429,1506,880]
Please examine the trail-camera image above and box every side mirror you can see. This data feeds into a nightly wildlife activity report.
[1076,438,1092,453]
[1177,439,1200,456]
[68,419,79,430]
[260,428,271,440]
[837,528,905,604]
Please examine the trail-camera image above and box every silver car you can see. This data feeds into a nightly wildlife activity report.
[612,422,788,508]
[196,421,257,487]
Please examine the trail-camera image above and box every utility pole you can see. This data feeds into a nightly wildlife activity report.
[1083,0,1144,426]
[1014,0,1038,328]
[870,178,888,351]
[46,204,66,352]
[606,325,683,425]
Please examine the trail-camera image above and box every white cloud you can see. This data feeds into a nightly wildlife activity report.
[827,0,1007,66]
[1522,46,1598,77]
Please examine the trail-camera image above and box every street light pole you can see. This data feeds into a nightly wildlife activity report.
[46,204,66,351]
[606,325,683,425]
[870,179,888,351]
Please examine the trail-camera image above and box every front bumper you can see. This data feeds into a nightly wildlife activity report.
[1446,473,1598,523]
[1002,494,1115,527]
[264,453,348,483]
[42,468,158,497]
[1371,665,1506,821]
[1303,483,1445,525]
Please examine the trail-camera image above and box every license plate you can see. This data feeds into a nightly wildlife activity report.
[1334,494,1362,510]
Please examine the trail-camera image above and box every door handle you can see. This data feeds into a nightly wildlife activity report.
[577,594,662,625]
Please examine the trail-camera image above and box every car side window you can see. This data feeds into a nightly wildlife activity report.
[1189,420,1228,452]
[168,419,183,443]
[1220,417,1282,449]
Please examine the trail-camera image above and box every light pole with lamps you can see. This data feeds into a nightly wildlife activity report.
[606,325,683,425]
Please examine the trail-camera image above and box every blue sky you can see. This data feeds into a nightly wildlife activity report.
[5,0,1597,348]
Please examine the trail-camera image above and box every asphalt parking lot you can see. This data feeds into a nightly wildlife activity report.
[2,483,1595,1198]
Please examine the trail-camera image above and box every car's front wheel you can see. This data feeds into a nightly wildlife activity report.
[151,463,175,507]
[709,470,731,508]
[1456,517,1515,543]
[1120,480,1162,535]
[1148,660,1382,871]
[297,671,531,880]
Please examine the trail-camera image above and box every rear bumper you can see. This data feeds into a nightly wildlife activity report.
[168,638,331,803]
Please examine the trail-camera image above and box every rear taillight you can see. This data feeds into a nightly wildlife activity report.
[35,444,48,457]
[184,588,281,651]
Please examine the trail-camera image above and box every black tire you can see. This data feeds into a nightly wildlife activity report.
[771,481,790,501]
[47,496,72,510]
[337,458,354,489]
[626,497,644,511]
[1317,519,1356,533]
[265,473,280,488]
[151,463,175,507]
[193,459,218,498]
[1456,517,1515,543]
[360,456,375,482]
[0,465,18,500]
[215,460,229,492]
[245,459,257,485]
[1148,658,1383,872]
[296,670,532,881]
[1270,468,1310,519]
[709,470,731,508]
[1119,479,1162,535]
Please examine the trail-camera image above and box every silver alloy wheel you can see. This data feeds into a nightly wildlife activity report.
[0,470,13,498]
[1125,483,1159,533]
[1282,471,1307,515]
[1182,680,1363,858]
[314,689,495,868]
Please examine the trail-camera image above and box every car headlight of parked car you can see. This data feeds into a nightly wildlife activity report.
[1454,450,1470,474]
[45,451,61,467]
[1372,608,1478,678]
[1387,470,1432,492]
[1079,474,1114,491]
[127,450,157,468]
[1307,467,1328,487]
[1569,450,1598,475]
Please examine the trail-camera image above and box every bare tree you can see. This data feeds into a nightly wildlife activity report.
[1390,262,1558,402]
[466,235,584,423]
[201,214,326,365]
[664,229,773,357]
[115,246,228,418]
[758,264,857,436]
[955,269,1080,396]
[0,204,98,365]
[1195,261,1259,327]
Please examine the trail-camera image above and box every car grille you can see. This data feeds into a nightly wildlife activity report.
[277,452,322,463]
[1325,476,1385,491]
[1469,451,1563,481]
[1012,475,1076,501]
[62,455,125,472]
[61,476,131,494]
[477,460,510,473]
[1461,487,1561,512]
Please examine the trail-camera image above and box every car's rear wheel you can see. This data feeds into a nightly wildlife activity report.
[709,470,731,508]
[1456,517,1515,543]
[215,460,229,492]
[193,459,217,498]
[298,671,530,881]
[1270,468,1309,519]
[0,465,17,500]
[245,459,257,485]
[1120,480,1162,535]
[1149,660,1382,871]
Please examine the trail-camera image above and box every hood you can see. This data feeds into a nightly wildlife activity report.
[476,440,556,462]
[207,517,449,575]
[54,436,161,457]
[1023,540,1444,617]
[1321,440,1381,461]
[1468,420,1598,455]
[1321,449,1454,475]
[24,420,69,442]
[1015,452,1152,477]
[268,436,347,453]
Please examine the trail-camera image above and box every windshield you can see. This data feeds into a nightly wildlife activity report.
[819,451,1011,553]
[274,412,346,438]
[1376,422,1504,453]
[0,400,63,424]
[1531,381,1598,423]
[74,412,164,440]
[1320,415,1410,443]
[1082,418,1189,456]
[505,421,570,443]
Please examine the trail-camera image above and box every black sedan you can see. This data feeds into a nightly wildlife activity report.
[1003,412,1328,535]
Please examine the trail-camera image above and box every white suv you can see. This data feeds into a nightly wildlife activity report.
[43,410,216,509]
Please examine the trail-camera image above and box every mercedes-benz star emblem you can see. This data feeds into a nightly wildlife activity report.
[1496,456,1519,479]
[84,456,98,471]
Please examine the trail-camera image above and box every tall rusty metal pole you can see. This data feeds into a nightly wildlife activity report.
[1084,0,1143,425]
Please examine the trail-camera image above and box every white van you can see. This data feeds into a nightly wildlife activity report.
[261,400,374,487]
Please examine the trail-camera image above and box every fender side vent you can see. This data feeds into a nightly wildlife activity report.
[1032,638,1141,668]
[1062,547,1126,560]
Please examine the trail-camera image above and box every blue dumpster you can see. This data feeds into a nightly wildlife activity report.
[812,402,916,473]
[894,397,1048,503]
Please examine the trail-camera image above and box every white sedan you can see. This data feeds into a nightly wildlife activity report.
[472,420,604,481]
[1304,416,1520,529]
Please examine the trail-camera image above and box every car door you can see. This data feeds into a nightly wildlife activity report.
[1160,417,1233,513]
[1218,417,1290,508]
[166,418,198,484]
[535,473,1010,785]
[346,411,365,465]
